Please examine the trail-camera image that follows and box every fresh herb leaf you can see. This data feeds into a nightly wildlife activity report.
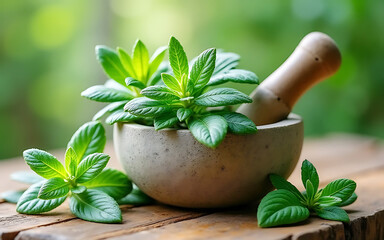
[132,40,150,82]
[105,110,139,125]
[117,47,136,78]
[96,45,128,85]
[82,168,132,200]
[67,121,106,164]
[317,196,342,208]
[70,189,122,223]
[301,159,319,193]
[305,179,315,204]
[141,85,179,101]
[148,46,167,79]
[161,73,182,94]
[169,36,189,81]
[71,185,87,194]
[315,206,350,222]
[269,174,304,201]
[92,101,127,121]
[208,69,259,86]
[190,48,216,91]
[38,178,70,200]
[23,149,67,179]
[75,153,109,183]
[124,97,172,117]
[194,88,252,107]
[17,182,67,214]
[337,192,358,207]
[188,115,227,148]
[257,189,310,228]
[220,112,257,134]
[154,114,179,130]
[177,108,193,122]
[125,77,147,89]
[117,184,154,206]
[2,190,25,204]
[81,85,134,102]
[65,147,77,177]
[321,179,356,202]
[213,51,240,75]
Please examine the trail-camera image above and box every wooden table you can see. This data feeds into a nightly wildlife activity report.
[0,134,383,240]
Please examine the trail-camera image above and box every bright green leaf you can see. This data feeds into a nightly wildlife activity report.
[305,179,315,202]
[154,115,179,130]
[141,85,179,101]
[38,178,70,200]
[317,196,342,208]
[23,149,66,179]
[315,206,350,222]
[81,85,133,102]
[213,52,240,75]
[220,112,257,134]
[321,179,356,202]
[125,77,146,89]
[301,160,320,193]
[177,108,193,122]
[132,40,150,82]
[117,184,154,206]
[169,36,189,80]
[17,182,67,214]
[188,115,228,148]
[71,185,87,194]
[70,189,122,223]
[190,48,216,91]
[82,168,132,200]
[208,69,259,86]
[67,121,106,164]
[161,73,182,94]
[65,147,77,177]
[269,174,304,201]
[117,47,136,78]
[257,189,310,228]
[105,110,139,125]
[95,45,128,85]
[75,153,110,183]
[194,88,252,107]
[92,101,127,121]
[124,97,173,117]
[148,46,167,79]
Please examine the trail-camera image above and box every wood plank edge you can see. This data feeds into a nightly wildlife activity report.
[95,212,211,240]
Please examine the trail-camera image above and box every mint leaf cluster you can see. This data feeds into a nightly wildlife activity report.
[125,37,259,148]
[257,160,357,227]
[81,40,168,125]
[14,121,152,223]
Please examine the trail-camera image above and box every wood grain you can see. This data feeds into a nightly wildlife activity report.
[0,134,382,240]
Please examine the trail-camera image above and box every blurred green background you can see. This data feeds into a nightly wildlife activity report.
[1,0,383,159]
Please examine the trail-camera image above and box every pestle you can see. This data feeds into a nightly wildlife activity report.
[237,32,342,125]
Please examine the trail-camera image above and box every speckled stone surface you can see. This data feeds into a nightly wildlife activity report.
[113,114,303,208]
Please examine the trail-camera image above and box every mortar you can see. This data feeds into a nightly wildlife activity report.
[114,32,341,208]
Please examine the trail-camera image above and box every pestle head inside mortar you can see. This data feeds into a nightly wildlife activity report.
[237,32,342,125]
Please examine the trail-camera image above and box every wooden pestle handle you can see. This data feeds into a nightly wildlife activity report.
[237,32,341,125]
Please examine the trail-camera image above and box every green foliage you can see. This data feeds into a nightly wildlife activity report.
[257,160,357,228]
[82,41,169,124]
[125,36,258,148]
[15,121,134,223]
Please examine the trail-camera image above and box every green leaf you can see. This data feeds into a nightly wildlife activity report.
[70,189,122,223]
[305,179,315,202]
[188,115,228,148]
[269,174,304,201]
[154,115,179,130]
[38,178,70,200]
[141,86,179,101]
[23,149,67,179]
[117,47,136,78]
[301,160,319,193]
[208,69,259,86]
[190,48,216,91]
[92,101,127,121]
[65,147,77,177]
[71,185,87,194]
[81,85,133,102]
[321,179,356,202]
[11,171,44,184]
[75,153,110,183]
[82,168,132,200]
[132,40,150,82]
[148,46,167,79]
[67,121,106,164]
[169,36,189,80]
[105,110,139,125]
[124,97,172,117]
[257,189,310,228]
[177,108,193,122]
[2,190,25,204]
[96,45,128,85]
[315,206,350,222]
[213,52,240,75]
[337,192,358,207]
[117,185,154,206]
[220,112,257,134]
[148,62,170,86]
[17,182,67,214]
[194,88,252,107]
[125,77,147,89]
[317,196,342,208]
[161,73,182,94]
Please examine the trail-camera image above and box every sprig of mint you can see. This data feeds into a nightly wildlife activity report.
[257,160,357,228]
[124,36,259,148]
[81,40,168,124]
[9,121,151,224]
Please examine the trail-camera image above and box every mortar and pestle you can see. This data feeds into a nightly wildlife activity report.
[114,32,341,208]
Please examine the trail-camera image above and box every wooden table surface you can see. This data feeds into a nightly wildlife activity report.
[0,134,383,240]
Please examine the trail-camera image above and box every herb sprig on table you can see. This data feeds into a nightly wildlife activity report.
[7,121,152,224]
[257,160,357,227]
[125,36,259,148]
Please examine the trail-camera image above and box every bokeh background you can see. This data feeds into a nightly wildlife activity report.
[1,0,383,159]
